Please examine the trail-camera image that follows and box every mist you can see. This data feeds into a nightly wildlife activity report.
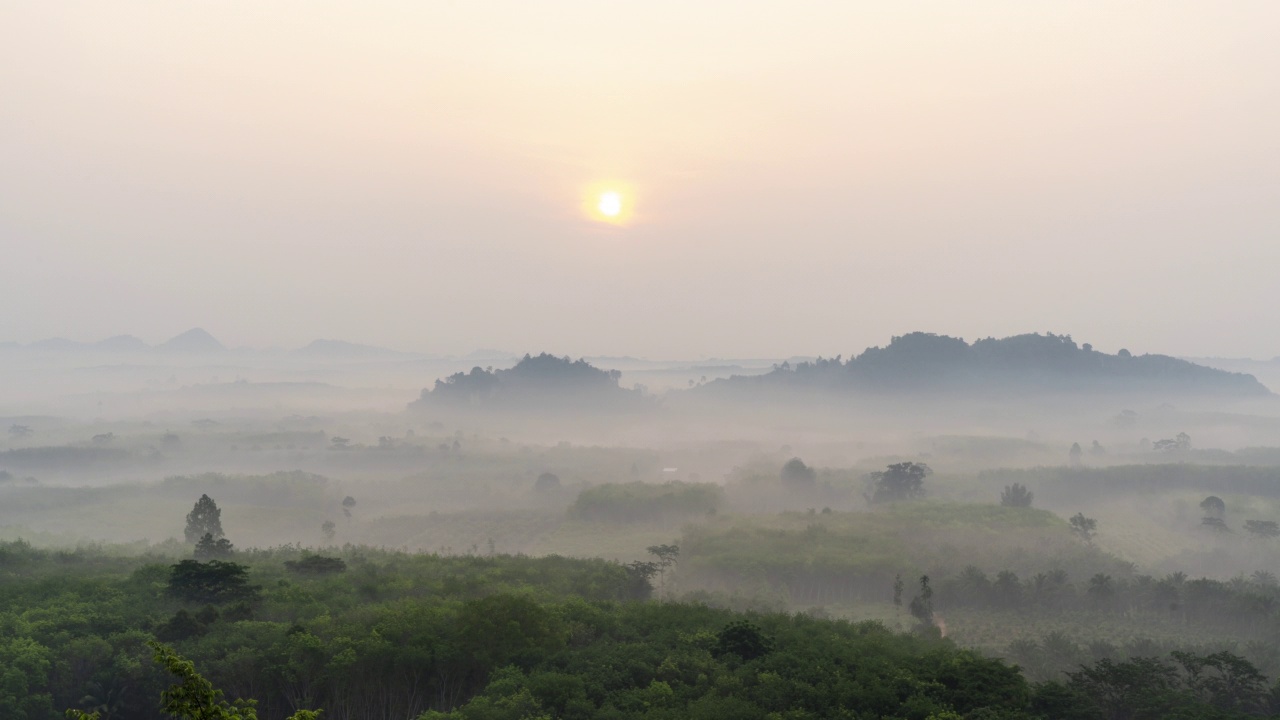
[6,3,1280,718]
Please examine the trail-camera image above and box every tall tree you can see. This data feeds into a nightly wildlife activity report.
[184,495,224,544]
[646,543,680,597]
[908,575,935,633]
[1068,443,1083,467]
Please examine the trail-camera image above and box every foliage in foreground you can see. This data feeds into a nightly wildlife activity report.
[4,540,1280,719]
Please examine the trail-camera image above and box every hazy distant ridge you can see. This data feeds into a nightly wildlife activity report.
[410,352,648,411]
[704,332,1270,397]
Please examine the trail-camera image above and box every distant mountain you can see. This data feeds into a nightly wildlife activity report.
[294,339,414,359]
[700,332,1270,398]
[410,353,650,411]
[158,328,226,353]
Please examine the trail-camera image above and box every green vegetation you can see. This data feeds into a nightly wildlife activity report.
[678,502,1125,606]
[10,428,1280,718]
[568,481,723,523]
[4,537,1277,719]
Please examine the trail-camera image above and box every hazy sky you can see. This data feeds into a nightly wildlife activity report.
[3,2,1278,359]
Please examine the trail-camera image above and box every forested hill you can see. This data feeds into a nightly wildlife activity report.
[410,352,650,411]
[703,332,1269,397]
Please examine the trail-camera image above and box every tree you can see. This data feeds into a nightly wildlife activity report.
[993,570,1022,608]
[1069,513,1097,543]
[8,424,32,438]
[94,641,321,720]
[892,574,904,616]
[194,533,234,560]
[167,560,258,604]
[1154,432,1191,452]
[1087,574,1115,605]
[1000,483,1034,508]
[1244,520,1279,538]
[1200,496,1225,519]
[330,436,350,450]
[342,495,356,521]
[714,620,774,661]
[869,462,930,504]
[646,544,680,597]
[184,495,224,544]
[155,609,209,642]
[534,472,561,492]
[1068,443,1083,467]
[908,575,935,631]
[625,560,659,599]
[1171,650,1269,714]
[1251,570,1277,586]
[321,520,336,542]
[1201,517,1230,533]
[780,457,817,490]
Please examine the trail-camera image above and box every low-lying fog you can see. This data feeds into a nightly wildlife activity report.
[8,329,1280,679]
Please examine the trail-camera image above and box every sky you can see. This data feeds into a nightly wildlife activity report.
[2,1,1278,359]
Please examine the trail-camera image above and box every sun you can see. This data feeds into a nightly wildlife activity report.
[583,182,635,225]
[598,191,622,217]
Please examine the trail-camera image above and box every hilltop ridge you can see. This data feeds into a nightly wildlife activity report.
[700,332,1268,397]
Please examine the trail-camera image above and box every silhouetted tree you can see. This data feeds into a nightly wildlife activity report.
[1202,516,1230,533]
[1244,520,1279,538]
[321,520,336,542]
[1200,496,1226,518]
[193,533,234,560]
[1070,513,1097,543]
[1001,483,1034,507]
[647,543,680,597]
[342,495,356,521]
[908,575,934,630]
[184,495,224,544]
[892,574,904,617]
[870,462,930,503]
[781,457,817,490]
[534,472,561,492]
[1068,443,1083,467]
[1154,432,1191,452]
[994,570,1022,608]
[1087,574,1115,606]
